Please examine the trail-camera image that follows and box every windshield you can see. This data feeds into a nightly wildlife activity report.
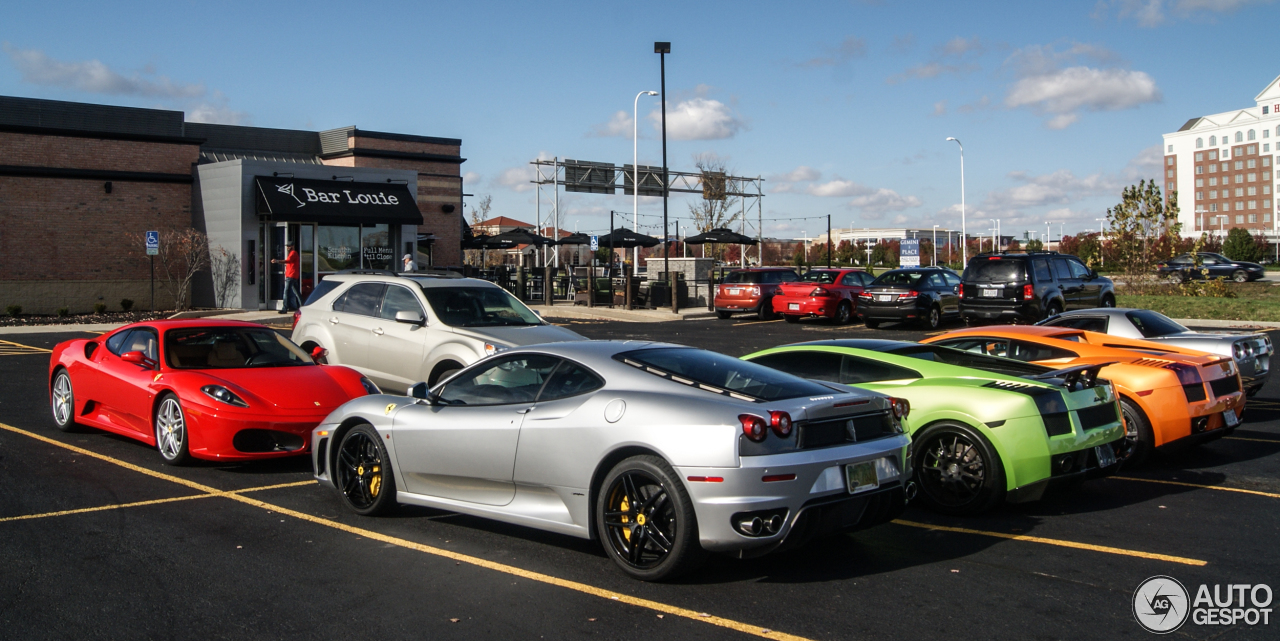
[616,347,834,401]
[723,271,762,284]
[165,327,314,369]
[1126,310,1188,337]
[963,259,1025,282]
[800,271,838,284]
[872,271,925,287]
[884,344,1053,377]
[423,286,543,327]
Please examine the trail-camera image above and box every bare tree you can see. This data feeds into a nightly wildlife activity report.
[466,194,493,267]
[209,245,241,308]
[687,154,740,233]
[130,228,210,310]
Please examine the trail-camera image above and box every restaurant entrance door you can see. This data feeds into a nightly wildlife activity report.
[261,222,317,310]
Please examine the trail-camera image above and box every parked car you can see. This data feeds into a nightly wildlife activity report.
[923,325,1245,465]
[1038,308,1272,396]
[49,320,375,464]
[959,251,1115,324]
[313,340,911,580]
[292,270,584,392]
[744,340,1124,514]
[1157,252,1265,283]
[713,267,799,320]
[857,267,962,329]
[772,268,874,324]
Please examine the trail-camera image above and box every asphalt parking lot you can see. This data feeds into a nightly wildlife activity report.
[2,318,1278,640]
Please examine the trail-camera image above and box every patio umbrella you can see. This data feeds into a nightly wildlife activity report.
[486,228,553,247]
[683,227,758,245]
[596,228,663,249]
[556,232,593,246]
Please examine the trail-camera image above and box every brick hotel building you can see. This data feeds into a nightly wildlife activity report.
[0,96,465,314]
[1162,74,1280,240]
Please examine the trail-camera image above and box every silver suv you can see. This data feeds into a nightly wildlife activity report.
[292,270,584,392]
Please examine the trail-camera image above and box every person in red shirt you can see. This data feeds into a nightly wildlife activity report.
[271,241,301,312]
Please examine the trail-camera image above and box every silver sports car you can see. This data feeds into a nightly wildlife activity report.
[311,340,912,580]
[1038,308,1272,395]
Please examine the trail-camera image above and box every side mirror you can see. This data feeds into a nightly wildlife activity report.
[310,346,327,363]
[408,382,429,399]
[121,351,151,367]
[395,310,426,326]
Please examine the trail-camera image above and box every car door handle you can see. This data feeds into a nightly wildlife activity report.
[516,407,533,414]
[329,317,339,324]
[372,327,384,336]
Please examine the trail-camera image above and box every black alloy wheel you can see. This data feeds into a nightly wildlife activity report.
[835,301,853,325]
[1116,399,1154,467]
[1044,301,1063,319]
[597,455,702,581]
[335,424,397,516]
[1101,294,1116,308]
[914,424,1005,515]
[757,298,776,321]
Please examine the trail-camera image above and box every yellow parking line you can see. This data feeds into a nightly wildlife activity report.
[1224,436,1280,443]
[891,519,1207,566]
[0,421,811,641]
[1110,476,1280,499]
[0,481,315,523]
[0,339,51,354]
[734,319,784,326]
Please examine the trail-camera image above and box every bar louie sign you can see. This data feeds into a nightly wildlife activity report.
[255,175,424,225]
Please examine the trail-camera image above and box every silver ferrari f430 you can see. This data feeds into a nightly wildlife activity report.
[311,340,912,580]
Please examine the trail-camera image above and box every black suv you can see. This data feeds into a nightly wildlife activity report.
[959,251,1115,323]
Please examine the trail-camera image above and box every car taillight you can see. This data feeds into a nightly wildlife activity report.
[889,397,910,420]
[858,291,872,299]
[900,290,919,301]
[1163,362,1203,386]
[739,414,768,442]
[810,287,829,297]
[957,284,964,297]
[1023,284,1034,300]
[292,310,301,330]
[769,411,792,437]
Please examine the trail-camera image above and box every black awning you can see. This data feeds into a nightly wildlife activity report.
[255,176,423,225]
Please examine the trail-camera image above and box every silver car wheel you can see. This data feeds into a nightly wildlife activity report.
[155,396,189,464]
[52,371,75,429]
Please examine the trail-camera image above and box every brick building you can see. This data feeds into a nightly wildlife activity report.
[0,95,465,313]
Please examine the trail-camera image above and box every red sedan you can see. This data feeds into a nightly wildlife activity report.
[49,320,376,464]
[771,268,874,324]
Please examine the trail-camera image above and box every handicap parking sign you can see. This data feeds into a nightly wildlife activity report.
[145,231,160,256]
[590,235,599,251]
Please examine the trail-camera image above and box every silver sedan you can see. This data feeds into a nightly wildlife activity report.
[311,340,911,580]
[1038,308,1272,395]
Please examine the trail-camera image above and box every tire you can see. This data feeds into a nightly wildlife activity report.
[1168,271,1187,284]
[757,298,775,321]
[1044,300,1063,320]
[913,423,1006,516]
[50,369,82,432]
[428,362,463,387]
[834,301,853,325]
[783,314,800,323]
[1116,398,1155,467]
[922,305,942,330]
[1100,294,1115,308]
[864,318,880,329]
[596,455,703,581]
[334,424,398,516]
[715,311,732,320]
[1232,270,1248,283]
[154,394,192,465]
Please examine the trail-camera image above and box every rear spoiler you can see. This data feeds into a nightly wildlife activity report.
[1027,362,1116,392]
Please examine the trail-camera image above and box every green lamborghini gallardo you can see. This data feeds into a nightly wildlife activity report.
[743,339,1126,515]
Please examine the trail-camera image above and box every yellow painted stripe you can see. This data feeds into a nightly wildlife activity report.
[1110,476,1280,499]
[735,319,784,326]
[1224,436,1280,443]
[0,421,810,641]
[0,339,51,353]
[891,519,1207,567]
[0,480,315,523]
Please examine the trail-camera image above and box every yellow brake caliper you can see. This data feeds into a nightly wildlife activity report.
[369,465,381,497]
[620,496,631,541]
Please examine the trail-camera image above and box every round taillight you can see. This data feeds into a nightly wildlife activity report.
[739,414,767,442]
[769,410,792,437]
[890,397,911,420]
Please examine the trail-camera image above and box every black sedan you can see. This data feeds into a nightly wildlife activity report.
[1157,253,1266,283]
[857,267,961,329]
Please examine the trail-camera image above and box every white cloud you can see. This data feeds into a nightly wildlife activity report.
[932,100,947,116]
[771,166,821,182]
[1123,144,1165,181]
[1005,66,1161,126]
[807,179,872,198]
[649,98,746,140]
[799,36,867,67]
[588,110,634,138]
[495,165,535,192]
[848,189,922,214]
[463,171,481,184]
[938,36,985,57]
[186,101,251,125]
[4,44,204,98]
[1094,0,1274,27]
[887,62,973,84]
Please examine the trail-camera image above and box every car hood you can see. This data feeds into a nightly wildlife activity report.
[198,366,355,410]
[448,323,585,348]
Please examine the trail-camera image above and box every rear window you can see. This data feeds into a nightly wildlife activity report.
[304,279,341,307]
[617,347,833,401]
[800,270,839,283]
[963,259,1025,283]
[723,271,763,284]
[872,271,925,287]
[1126,310,1187,337]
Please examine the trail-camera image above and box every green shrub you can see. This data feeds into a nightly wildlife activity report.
[5,305,20,317]
[56,307,70,317]
[93,302,107,314]
[120,299,134,312]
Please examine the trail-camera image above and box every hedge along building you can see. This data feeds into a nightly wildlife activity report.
[0,95,464,314]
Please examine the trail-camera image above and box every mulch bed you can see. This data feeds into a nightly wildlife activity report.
[0,310,175,327]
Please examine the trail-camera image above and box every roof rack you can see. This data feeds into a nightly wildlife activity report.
[335,269,399,277]
[975,250,1059,257]
[402,268,464,279]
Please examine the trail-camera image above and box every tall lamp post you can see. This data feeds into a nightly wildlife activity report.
[932,224,939,266]
[946,137,966,265]
[990,218,999,252]
[654,42,671,294]
[1045,221,1056,249]
[1095,217,1106,267]
[632,90,658,276]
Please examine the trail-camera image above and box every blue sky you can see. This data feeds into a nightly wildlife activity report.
[2,0,1277,240]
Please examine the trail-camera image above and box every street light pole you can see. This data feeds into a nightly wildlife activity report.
[990,218,997,252]
[633,90,658,276]
[946,137,966,265]
[1095,217,1106,267]
[932,224,938,266]
[654,42,671,295]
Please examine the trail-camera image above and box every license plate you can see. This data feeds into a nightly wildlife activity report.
[875,295,893,302]
[1094,443,1117,468]
[788,303,800,311]
[845,461,879,494]
[1223,408,1239,427]
[982,289,1001,297]
[728,288,740,295]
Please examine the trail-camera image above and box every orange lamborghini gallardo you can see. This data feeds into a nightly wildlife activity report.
[922,325,1245,465]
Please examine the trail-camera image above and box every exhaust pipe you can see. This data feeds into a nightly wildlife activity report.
[905,481,918,503]
[765,514,784,534]
[737,516,764,536]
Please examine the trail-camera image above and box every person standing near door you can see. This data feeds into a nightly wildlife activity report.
[272,241,301,313]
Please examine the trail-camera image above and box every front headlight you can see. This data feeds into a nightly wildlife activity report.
[201,385,248,407]
[483,343,509,356]
[359,377,381,395]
